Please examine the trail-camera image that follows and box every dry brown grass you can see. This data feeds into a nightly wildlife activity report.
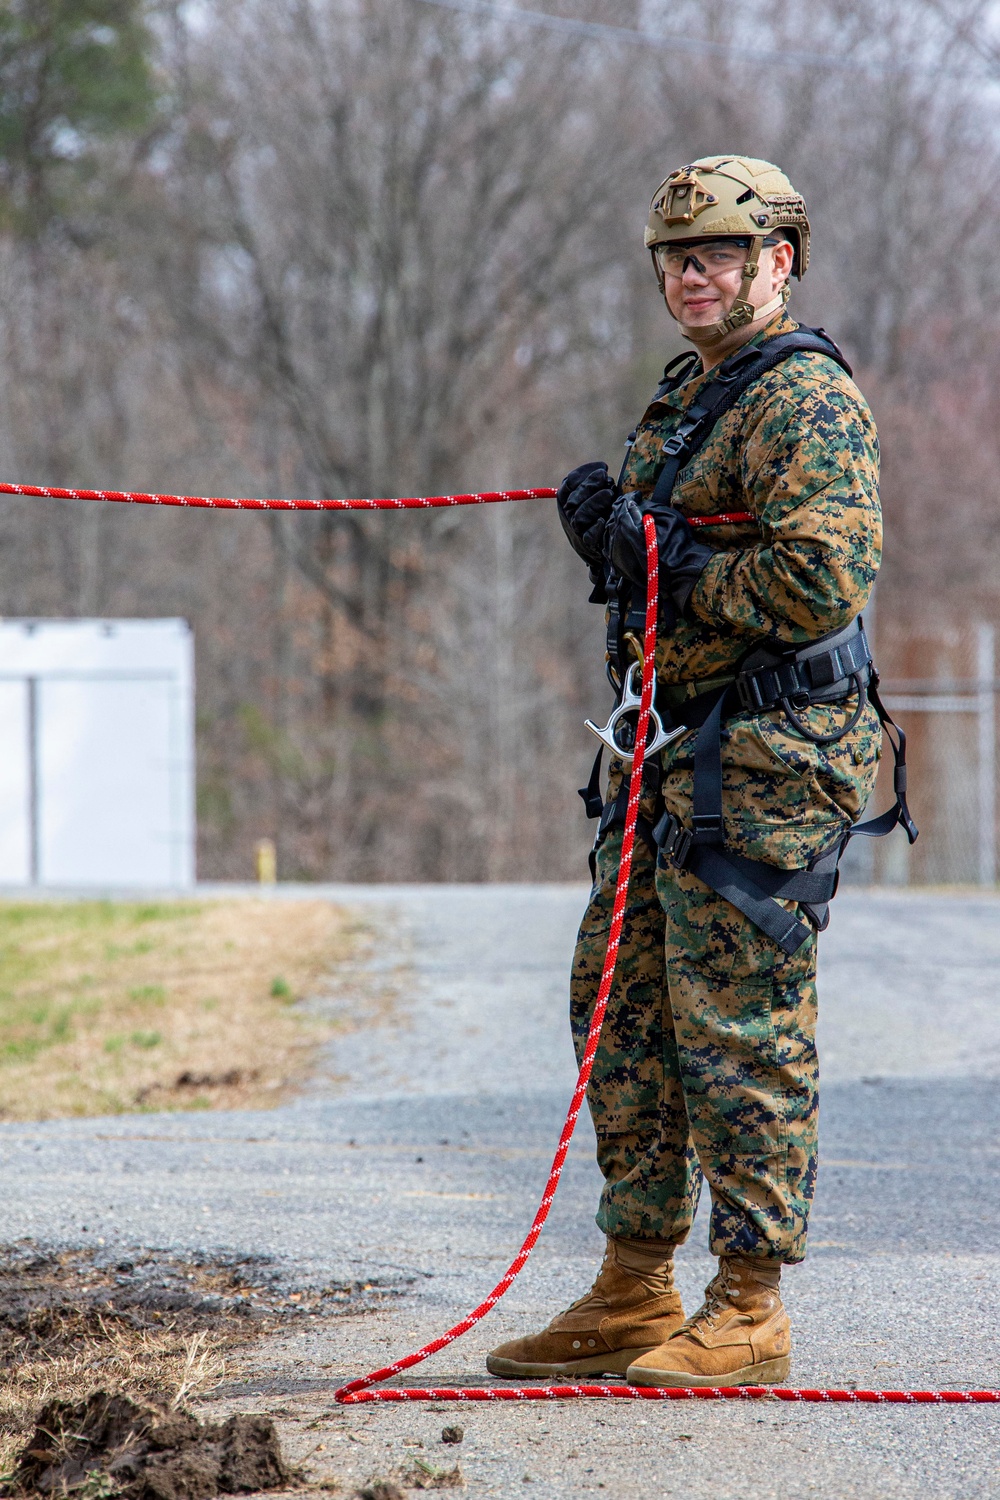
[0,1244,386,1486]
[0,1319,229,1479]
[0,898,370,1120]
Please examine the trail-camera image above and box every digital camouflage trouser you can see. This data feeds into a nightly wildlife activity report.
[570,698,882,1264]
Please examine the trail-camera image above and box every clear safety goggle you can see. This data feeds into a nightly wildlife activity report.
[652,237,779,280]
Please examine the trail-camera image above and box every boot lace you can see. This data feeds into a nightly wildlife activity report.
[561,1246,613,1315]
[676,1260,742,1337]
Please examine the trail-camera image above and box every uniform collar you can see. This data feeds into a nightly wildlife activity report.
[654,309,800,413]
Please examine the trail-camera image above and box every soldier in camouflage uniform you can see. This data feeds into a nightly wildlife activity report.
[488,156,884,1388]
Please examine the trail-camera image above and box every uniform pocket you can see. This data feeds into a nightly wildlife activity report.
[683,696,879,867]
[750,697,882,824]
[657,861,813,983]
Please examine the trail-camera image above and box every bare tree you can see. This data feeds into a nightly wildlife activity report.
[146,0,641,874]
[1,0,999,881]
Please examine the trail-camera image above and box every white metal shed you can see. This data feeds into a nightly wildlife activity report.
[0,619,195,888]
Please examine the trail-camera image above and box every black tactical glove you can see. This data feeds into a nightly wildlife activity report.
[556,461,616,568]
[605,491,717,616]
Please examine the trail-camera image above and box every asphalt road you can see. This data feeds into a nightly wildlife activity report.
[1,883,998,1498]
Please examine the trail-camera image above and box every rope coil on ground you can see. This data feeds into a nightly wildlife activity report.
[3,472,992,1405]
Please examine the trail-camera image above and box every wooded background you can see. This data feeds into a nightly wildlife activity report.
[1,0,998,882]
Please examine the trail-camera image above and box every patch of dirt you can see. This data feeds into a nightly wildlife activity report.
[0,1242,397,1353]
[0,1243,406,1478]
[7,1389,288,1498]
[399,1459,465,1489]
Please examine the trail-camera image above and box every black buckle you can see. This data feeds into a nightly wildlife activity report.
[662,415,704,458]
[736,661,811,715]
[599,795,623,837]
[736,672,766,711]
[714,345,760,381]
[652,812,693,868]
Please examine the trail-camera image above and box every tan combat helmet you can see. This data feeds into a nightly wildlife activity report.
[644,156,810,341]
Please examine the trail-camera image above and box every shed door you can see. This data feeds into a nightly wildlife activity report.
[38,678,177,887]
[0,681,31,884]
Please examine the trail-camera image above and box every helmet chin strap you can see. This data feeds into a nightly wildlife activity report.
[660,234,788,348]
[679,288,787,348]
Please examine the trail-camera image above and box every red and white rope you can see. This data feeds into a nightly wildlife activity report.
[329,510,999,1410]
[340,1385,1000,1405]
[0,480,750,527]
[334,513,662,1406]
[5,471,988,1405]
[0,481,556,512]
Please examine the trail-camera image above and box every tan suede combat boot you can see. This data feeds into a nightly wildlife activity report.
[486,1236,685,1378]
[626,1253,791,1388]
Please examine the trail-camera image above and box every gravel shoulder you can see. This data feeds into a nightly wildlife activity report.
[0,884,997,1499]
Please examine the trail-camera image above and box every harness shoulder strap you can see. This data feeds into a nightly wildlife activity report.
[604,328,846,669]
[648,327,852,511]
[600,323,910,950]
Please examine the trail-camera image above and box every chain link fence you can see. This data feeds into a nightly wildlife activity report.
[841,621,997,887]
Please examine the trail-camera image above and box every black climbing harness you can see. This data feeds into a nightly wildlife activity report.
[581,326,918,954]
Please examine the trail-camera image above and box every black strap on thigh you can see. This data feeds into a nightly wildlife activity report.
[650,626,918,955]
[579,746,605,821]
[579,743,662,884]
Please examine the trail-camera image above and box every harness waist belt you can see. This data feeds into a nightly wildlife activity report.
[650,624,871,738]
[734,625,873,713]
[582,618,917,955]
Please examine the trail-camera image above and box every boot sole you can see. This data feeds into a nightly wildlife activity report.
[625,1356,791,1388]
[486,1347,658,1379]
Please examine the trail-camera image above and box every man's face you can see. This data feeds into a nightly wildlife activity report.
[655,237,795,327]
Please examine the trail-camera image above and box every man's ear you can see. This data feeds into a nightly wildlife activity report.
[772,239,795,288]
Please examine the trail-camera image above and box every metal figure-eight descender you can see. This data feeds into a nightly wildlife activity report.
[585,660,686,764]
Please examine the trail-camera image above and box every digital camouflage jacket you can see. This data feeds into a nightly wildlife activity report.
[604,310,883,868]
[619,310,881,690]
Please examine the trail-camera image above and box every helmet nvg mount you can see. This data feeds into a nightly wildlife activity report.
[645,155,810,343]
